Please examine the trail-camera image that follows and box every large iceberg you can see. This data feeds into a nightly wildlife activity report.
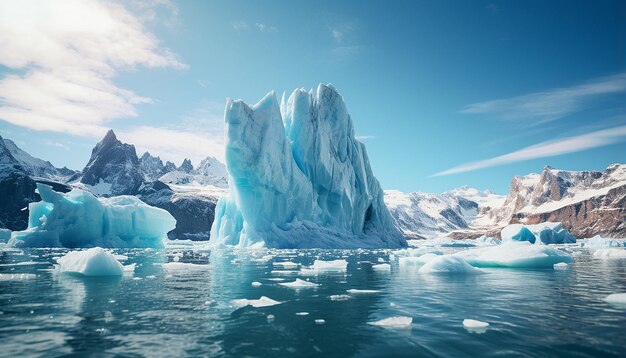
[210,84,406,249]
[501,222,575,245]
[10,183,176,248]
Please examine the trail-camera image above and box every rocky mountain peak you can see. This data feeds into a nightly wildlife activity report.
[179,158,193,173]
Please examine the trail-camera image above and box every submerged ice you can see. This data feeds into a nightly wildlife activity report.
[10,184,176,248]
[210,84,406,249]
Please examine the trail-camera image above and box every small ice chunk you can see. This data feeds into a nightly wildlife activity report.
[377,258,385,263]
[315,319,325,324]
[123,263,136,273]
[57,247,124,276]
[553,262,569,270]
[273,261,299,268]
[162,262,210,270]
[329,294,351,301]
[463,319,489,328]
[312,259,348,270]
[459,241,573,268]
[593,249,626,259]
[346,289,380,294]
[251,281,262,287]
[372,263,391,271]
[418,255,483,274]
[368,316,412,329]
[399,253,438,267]
[279,278,320,288]
[296,312,309,316]
[604,293,626,305]
[267,314,275,323]
[0,273,37,280]
[232,296,282,308]
[267,278,285,282]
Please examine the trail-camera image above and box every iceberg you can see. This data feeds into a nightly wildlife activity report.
[459,241,573,268]
[279,278,320,288]
[56,247,124,276]
[10,183,176,248]
[210,84,406,249]
[418,255,483,274]
[501,222,575,245]
[581,235,623,248]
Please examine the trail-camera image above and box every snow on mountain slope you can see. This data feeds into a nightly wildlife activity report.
[384,187,502,239]
[159,156,228,188]
[1,136,77,180]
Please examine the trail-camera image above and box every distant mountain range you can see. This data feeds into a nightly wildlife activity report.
[0,131,623,240]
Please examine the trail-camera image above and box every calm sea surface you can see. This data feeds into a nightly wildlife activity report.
[1,243,625,357]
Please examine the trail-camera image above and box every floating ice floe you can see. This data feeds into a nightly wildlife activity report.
[553,262,569,270]
[315,319,325,324]
[251,281,262,287]
[368,316,413,329]
[398,253,439,267]
[581,235,623,248]
[346,289,380,294]
[273,261,299,269]
[463,319,489,328]
[329,294,351,301]
[501,222,575,245]
[10,184,176,248]
[56,247,124,276]
[312,259,348,271]
[593,248,626,259]
[295,312,309,316]
[372,263,391,271]
[458,241,573,268]
[604,293,626,305]
[279,278,320,288]
[418,255,483,274]
[231,296,282,308]
[162,262,210,270]
[0,273,37,280]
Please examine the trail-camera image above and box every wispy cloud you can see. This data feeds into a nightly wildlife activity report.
[461,73,626,125]
[356,135,376,141]
[118,100,226,164]
[432,125,626,176]
[255,23,277,33]
[0,0,186,137]
[231,20,250,31]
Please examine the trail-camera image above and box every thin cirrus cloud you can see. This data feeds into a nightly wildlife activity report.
[0,0,186,137]
[461,73,626,124]
[432,125,626,177]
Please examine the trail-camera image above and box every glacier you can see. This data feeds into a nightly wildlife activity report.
[210,84,406,249]
[10,183,176,248]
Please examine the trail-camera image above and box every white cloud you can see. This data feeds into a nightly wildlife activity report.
[461,73,626,124]
[255,23,277,33]
[118,99,226,164]
[356,135,375,141]
[0,0,186,137]
[432,125,626,176]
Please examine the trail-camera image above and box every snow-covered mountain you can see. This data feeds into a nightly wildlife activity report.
[0,136,38,230]
[0,136,77,180]
[159,156,228,188]
[384,187,504,239]
[74,130,144,196]
[490,164,626,238]
[139,152,167,182]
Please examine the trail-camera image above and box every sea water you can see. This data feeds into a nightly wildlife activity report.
[1,244,625,357]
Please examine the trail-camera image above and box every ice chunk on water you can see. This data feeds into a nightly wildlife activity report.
[329,294,351,301]
[162,262,210,270]
[279,278,320,288]
[346,289,380,294]
[372,263,391,271]
[57,247,124,276]
[604,293,626,305]
[501,222,575,245]
[419,255,483,274]
[313,259,348,271]
[209,85,406,249]
[10,184,176,248]
[232,296,282,308]
[581,235,623,248]
[593,249,626,259]
[399,253,439,267]
[0,273,37,280]
[315,319,325,324]
[463,319,489,328]
[553,262,569,270]
[295,312,309,316]
[273,261,299,268]
[251,281,262,287]
[368,316,412,329]
[459,241,573,268]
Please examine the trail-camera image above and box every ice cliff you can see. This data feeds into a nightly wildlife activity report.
[10,183,176,248]
[210,84,406,249]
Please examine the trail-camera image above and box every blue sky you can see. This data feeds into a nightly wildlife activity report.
[0,0,624,194]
